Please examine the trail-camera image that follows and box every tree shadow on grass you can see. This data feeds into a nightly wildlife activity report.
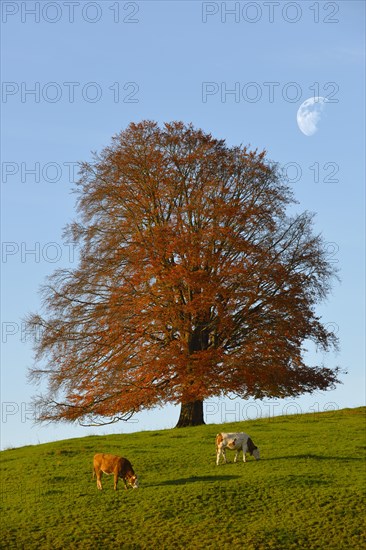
[150,475,241,487]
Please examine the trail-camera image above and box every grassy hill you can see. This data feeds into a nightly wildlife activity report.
[1,407,365,549]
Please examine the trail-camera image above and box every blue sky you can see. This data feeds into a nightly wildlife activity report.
[1,0,365,449]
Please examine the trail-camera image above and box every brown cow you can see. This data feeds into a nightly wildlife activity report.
[93,453,139,490]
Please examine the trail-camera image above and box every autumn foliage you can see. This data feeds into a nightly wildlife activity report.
[27,121,340,427]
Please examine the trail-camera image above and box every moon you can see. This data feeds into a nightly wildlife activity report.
[297,96,328,136]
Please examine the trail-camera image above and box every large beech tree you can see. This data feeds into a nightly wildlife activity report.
[28,121,340,427]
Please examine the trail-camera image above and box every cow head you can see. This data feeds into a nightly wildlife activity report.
[126,473,139,489]
[252,448,260,460]
[247,437,260,460]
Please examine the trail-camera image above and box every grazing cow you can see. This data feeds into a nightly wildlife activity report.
[93,454,139,490]
[216,432,260,465]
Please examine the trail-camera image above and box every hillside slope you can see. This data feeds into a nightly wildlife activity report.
[1,407,365,549]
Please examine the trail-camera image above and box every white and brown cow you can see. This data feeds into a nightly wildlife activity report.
[216,432,260,465]
[93,453,139,490]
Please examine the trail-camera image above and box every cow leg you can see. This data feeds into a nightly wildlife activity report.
[216,446,221,465]
[96,469,103,490]
[242,443,247,462]
[114,473,118,491]
[234,450,239,463]
[216,447,226,465]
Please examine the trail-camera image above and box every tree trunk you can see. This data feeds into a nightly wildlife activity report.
[175,400,205,427]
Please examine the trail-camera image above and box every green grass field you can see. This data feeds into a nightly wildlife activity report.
[1,407,365,549]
